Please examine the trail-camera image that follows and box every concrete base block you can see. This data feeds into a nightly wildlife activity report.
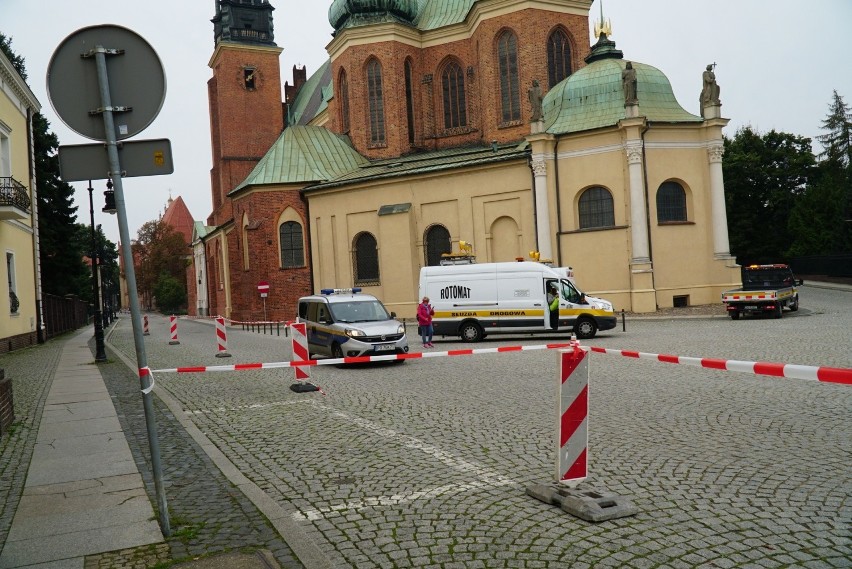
[526,483,638,522]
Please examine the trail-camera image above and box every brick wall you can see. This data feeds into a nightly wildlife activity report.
[0,331,38,355]
[327,8,591,158]
[207,45,285,227]
[0,369,14,436]
[228,190,312,322]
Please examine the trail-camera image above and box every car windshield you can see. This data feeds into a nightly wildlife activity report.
[329,300,391,323]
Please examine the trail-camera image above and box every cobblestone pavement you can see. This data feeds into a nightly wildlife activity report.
[3,286,851,568]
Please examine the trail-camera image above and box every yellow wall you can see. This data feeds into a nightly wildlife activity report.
[0,81,38,340]
[308,159,533,317]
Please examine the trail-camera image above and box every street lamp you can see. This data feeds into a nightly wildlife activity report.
[88,181,107,362]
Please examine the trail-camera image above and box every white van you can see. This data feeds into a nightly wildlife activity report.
[418,262,616,341]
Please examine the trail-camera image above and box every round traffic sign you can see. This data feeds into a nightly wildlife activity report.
[257,281,270,292]
[46,24,166,141]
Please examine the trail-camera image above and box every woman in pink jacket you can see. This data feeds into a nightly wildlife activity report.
[416,296,435,347]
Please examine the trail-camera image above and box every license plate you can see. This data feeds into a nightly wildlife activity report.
[744,305,758,310]
[375,343,395,351]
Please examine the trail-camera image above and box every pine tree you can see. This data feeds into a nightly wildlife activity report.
[816,90,852,167]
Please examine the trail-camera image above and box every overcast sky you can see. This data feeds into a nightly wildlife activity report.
[2,1,850,245]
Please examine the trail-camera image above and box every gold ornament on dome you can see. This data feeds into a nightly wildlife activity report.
[594,18,612,38]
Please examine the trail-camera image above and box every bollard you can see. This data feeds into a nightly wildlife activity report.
[168,315,180,345]
[557,338,588,486]
[290,322,310,381]
[215,316,231,358]
[143,314,149,336]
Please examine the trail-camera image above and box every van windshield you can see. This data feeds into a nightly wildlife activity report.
[560,280,585,304]
[329,300,391,323]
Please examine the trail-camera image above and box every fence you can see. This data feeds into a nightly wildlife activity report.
[41,293,89,340]
[790,254,852,278]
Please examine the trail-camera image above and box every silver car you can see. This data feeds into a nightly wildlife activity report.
[297,288,409,359]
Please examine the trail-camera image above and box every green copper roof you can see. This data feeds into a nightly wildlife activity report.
[288,59,332,126]
[414,0,476,30]
[543,59,701,135]
[231,125,369,193]
[329,0,476,32]
[305,142,528,192]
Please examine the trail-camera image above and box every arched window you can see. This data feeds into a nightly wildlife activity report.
[657,182,687,222]
[441,60,467,129]
[497,30,520,123]
[366,59,385,145]
[279,221,304,268]
[339,69,350,134]
[547,28,572,88]
[424,225,452,266]
[353,232,380,285]
[578,187,615,229]
[404,59,415,145]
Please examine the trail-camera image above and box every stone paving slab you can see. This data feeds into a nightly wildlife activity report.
[0,520,161,568]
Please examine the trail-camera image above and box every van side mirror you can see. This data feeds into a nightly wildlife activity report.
[795,279,803,286]
[390,311,397,318]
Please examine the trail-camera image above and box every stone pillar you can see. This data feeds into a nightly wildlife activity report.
[707,142,731,259]
[531,158,553,260]
[625,142,650,263]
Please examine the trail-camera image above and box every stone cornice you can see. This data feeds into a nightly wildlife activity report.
[328,0,592,61]
[0,53,40,112]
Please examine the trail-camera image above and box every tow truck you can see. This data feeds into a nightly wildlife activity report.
[722,264,802,320]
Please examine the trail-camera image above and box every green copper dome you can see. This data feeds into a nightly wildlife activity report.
[329,0,419,31]
[543,58,701,135]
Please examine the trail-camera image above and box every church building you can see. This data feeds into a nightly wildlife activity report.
[193,0,740,321]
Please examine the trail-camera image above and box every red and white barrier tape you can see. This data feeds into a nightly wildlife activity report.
[150,342,577,374]
[588,346,852,385]
[146,341,851,386]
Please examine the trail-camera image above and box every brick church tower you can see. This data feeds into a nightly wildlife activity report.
[207,0,284,227]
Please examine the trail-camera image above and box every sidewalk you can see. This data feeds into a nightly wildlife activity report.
[0,327,162,568]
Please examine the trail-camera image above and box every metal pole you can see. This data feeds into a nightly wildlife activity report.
[92,46,170,536]
[88,184,107,362]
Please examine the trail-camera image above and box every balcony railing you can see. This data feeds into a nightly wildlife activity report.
[0,177,31,212]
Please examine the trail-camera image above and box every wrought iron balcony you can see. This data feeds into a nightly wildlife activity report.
[0,177,31,220]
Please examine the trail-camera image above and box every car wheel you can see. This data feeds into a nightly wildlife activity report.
[574,317,597,339]
[789,296,799,311]
[459,322,483,342]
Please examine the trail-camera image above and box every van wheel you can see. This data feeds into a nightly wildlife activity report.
[773,304,783,319]
[729,311,740,320]
[332,343,344,359]
[459,322,483,342]
[789,296,799,311]
[574,317,597,339]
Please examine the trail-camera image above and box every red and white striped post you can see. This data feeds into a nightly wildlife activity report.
[290,322,310,381]
[143,314,149,336]
[557,340,588,486]
[168,315,180,345]
[215,316,231,358]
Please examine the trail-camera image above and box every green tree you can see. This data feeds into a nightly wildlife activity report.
[723,126,815,264]
[789,91,852,256]
[133,220,188,311]
[152,273,186,313]
[816,90,852,167]
[0,33,27,80]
